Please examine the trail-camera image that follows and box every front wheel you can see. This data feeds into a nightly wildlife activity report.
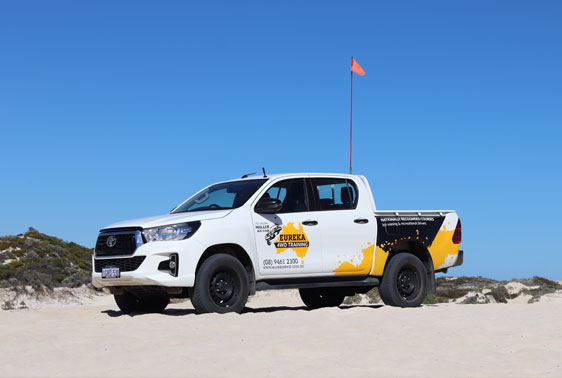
[190,254,249,314]
[379,253,427,307]
[114,292,141,314]
[299,288,345,309]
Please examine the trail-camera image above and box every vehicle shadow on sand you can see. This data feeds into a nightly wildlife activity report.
[242,304,384,313]
[101,308,197,317]
[101,303,383,317]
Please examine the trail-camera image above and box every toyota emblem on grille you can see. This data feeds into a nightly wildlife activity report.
[106,236,117,248]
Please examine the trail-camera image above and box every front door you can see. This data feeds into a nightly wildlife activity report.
[252,178,324,276]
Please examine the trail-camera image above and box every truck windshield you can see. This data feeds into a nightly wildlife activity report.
[172,179,268,213]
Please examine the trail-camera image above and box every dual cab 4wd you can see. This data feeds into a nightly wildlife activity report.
[92,173,463,313]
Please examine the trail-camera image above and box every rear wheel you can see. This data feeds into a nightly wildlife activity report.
[299,288,345,309]
[114,292,169,314]
[190,254,249,314]
[379,253,427,307]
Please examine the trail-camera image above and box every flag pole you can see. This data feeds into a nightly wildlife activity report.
[350,56,353,174]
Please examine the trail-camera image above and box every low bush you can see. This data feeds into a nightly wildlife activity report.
[422,295,438,304]
[0,227,93,288]
[489,285,509,303]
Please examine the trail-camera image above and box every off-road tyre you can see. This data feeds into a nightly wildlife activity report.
[379,253,427,307]
[114,292,142,314]
[190,254,249,314]
[299,288,345,309]
[114,292,170,314]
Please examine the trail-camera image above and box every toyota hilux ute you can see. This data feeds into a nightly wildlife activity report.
[92,173,463,314]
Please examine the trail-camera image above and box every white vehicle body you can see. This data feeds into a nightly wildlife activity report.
[92,173,463,312]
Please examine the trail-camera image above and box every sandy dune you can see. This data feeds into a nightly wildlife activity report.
[1,290,561,377]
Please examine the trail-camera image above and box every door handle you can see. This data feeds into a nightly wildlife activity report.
[302,220,318,226]
[354,218,369,224]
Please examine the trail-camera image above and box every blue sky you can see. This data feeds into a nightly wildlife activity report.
[1,1,561,280]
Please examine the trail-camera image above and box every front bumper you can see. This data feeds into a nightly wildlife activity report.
[91,239,202,288]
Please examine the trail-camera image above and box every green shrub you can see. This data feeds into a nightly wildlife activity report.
[0,228,94,288]
[1,300,15,310]
[531,276,558,286]
[365,288,381,303]
[423,295,438,304]
[343,288,381,305]
[489,285,509,303]
[9,260,23,268]
[61,271,90,288]
[343,294,362,305]
[0,264,15,280]
[435,287,471,301]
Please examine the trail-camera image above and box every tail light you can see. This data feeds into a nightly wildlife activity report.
[452,218,462,244]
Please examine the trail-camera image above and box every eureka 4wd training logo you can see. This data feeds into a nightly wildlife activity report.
[266,222,310,258]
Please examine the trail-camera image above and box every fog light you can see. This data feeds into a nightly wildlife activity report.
[169,253,178,277]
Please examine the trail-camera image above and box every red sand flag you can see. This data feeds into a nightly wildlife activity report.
[350,57,365,76]
[349,57,365,174]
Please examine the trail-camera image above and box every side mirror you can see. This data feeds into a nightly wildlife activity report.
[255,197,282,214]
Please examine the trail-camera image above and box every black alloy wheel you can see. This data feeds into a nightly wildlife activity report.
[396,266,420,300]
[209,270,239,307]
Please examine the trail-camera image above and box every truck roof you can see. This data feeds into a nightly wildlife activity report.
[223,172,363,183]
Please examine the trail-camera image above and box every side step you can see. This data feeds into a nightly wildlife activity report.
[256,276,379,291]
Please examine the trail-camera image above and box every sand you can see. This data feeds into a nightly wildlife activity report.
[1,290,561,377]
[0,286,107,310]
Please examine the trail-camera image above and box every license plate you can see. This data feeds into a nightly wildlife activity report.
[102,266,120,279]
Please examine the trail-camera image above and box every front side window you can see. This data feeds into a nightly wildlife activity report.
[260,179,309,213]
[173,179,267,213]
[311,178,358,211]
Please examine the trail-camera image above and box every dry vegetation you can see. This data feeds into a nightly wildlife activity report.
[343,276,561,305]
[0,227,92,288]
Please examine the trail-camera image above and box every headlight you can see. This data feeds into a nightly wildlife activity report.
[142,222,200,242]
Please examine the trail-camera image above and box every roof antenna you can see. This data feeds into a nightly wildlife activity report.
[262,167,267,178]
[241,172,256,179]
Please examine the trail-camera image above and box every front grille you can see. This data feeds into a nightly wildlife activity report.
[94,256,146,273]
[95,230,140,256]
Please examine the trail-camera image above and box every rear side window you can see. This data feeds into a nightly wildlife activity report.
[311,178,358,211]
[261,179,309,213]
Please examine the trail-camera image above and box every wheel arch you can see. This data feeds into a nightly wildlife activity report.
[196,243,256,295]
[383,240,436,295]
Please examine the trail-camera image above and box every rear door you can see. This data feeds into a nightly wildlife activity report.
[251,178,324,276]
[307,177,376,275]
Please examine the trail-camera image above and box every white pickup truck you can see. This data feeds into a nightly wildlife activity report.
[92,173,463,313]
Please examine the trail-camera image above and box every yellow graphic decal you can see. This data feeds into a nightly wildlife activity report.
[274,222,309,258]
[428,229,460,270]
[371,246,389,276]
[333,243,375,275]
[371,216,461,274]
